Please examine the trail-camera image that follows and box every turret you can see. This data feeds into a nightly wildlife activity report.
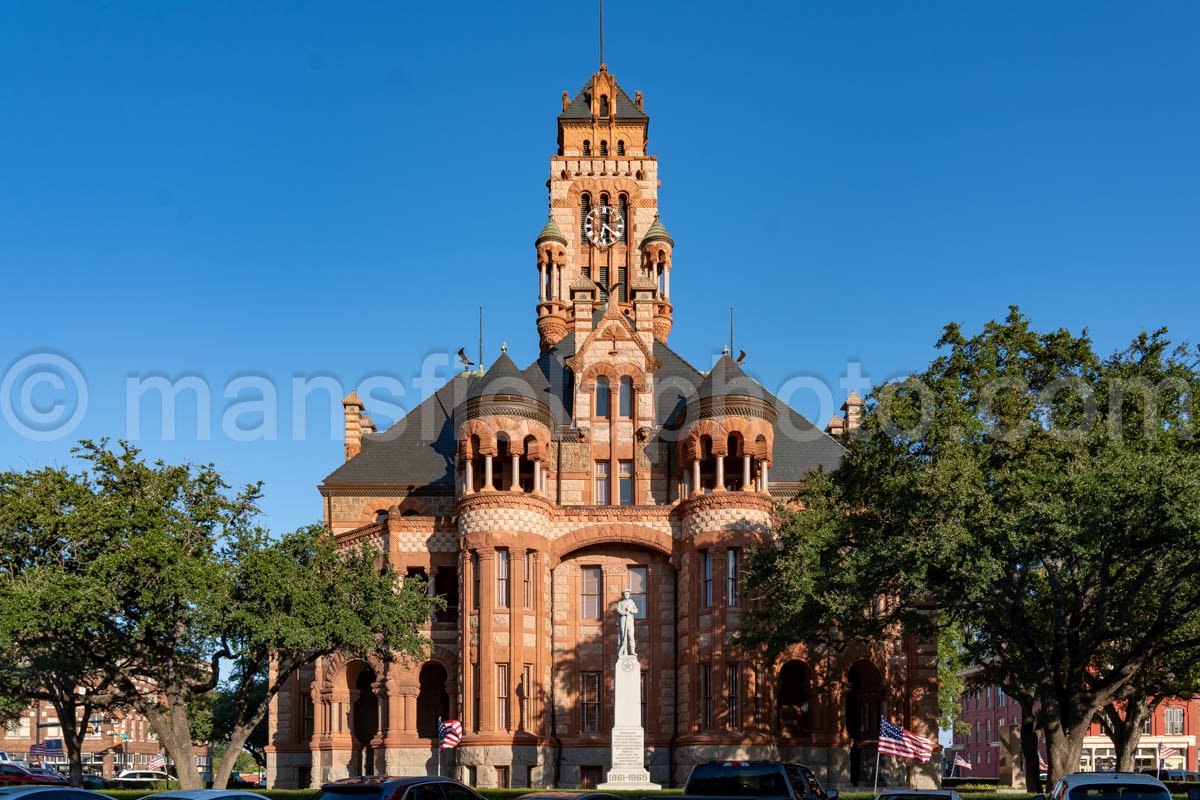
[639,214,675,343]
[535,215,570,351]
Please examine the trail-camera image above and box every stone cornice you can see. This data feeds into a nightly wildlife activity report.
[677,490,776,518]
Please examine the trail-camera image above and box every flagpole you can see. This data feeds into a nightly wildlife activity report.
[437,716,442,777]
[874,746,881,794]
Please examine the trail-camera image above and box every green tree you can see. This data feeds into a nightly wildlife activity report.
[0,461,125,787]
[746,309,1200,784]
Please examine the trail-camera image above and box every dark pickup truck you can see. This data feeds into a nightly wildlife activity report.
[684,760,839,800]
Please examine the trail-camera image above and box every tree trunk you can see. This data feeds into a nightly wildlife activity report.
[1019,698,1042,795]
[1045,716,1091,787]
[1102,696,1153,772]
[211,709,269,790]
[49,694,88,788]
[137,694,204,789]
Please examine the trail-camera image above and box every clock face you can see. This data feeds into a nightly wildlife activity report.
[584,205,625,248]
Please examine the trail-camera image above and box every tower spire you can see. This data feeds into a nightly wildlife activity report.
[599,0,605,68]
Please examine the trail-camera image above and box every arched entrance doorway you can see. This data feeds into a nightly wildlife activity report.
[345,660,378,777]
[416,662,450,740]
[845,660,885,784]
[777,660,812,738]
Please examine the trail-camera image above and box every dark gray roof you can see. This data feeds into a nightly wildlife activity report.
[320,335,842,489]
[696,355,767,401]
[559,78,648,121]
[466,352,543,404]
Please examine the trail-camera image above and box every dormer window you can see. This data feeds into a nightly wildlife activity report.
[599,94,610,117]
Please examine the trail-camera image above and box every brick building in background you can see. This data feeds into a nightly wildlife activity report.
[951,678,1197,776]
[0,699,211,780]
[266,61,939,790]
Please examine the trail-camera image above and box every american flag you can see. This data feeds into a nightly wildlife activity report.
[29,740,64,757]
[1158,743,1180,762]
[878,718,934,762]
[1038,753,1048,772]
[147,754,166,771]
[438,719,463,750]
[953,754,972,771]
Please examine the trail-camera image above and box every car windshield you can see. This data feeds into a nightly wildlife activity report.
[687,766,790,797]
[1068,786,1171,800]
[315,789,386,800]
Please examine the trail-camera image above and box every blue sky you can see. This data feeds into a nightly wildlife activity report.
[1,1,1197,534]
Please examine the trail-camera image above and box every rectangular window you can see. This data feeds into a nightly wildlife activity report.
[701,550,714,609]
[627,566,648,620]
[997,686,1006,706]
[699,664,713,729]
[726,663,742,731]
[595,462,610,505]
[581,672,601,733]
[726,548,740,606]
[581,567,602,619]
[497,549,510,608]
[523,551,533,608]
[1141,716,1152,734]
[495,766,510,789]
[985,687,991,708]
[472,662,481,732]
[436,566,459,622]
[522,664,534,731]
[301,694,314,742]
[618,460,633,505]
[1166,706,1184,735]
[472,552,480,610]
[497,663,510,730]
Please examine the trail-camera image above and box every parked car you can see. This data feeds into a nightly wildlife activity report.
[315,775,488,800]
[0,788,112,800]
[17,773,63,787]
[0,765,66,785]
[1041,772,1172,800]
[114,770,176,788]
[1162,771,1200,783]
[144,790,269,800]
[683,760,839,800]
[76,776,108,791]
[875,791,962,800]
[516,793,622,800]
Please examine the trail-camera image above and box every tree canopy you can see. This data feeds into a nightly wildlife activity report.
[0,441,438,788]
[746,308,1200,784]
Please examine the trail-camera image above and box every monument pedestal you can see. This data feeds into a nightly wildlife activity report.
[598,654,661,790]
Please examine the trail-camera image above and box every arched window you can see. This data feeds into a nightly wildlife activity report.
[618,194,629,243]
[595,376,611,418]
[600,140,608,157]
[619,376,633,417]
[599,94,610,117]
[580,193,591,239]
[582,139,591,156]
[617,140,626,156]
[374,510,389,523]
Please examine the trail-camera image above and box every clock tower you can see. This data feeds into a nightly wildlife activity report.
[535,64,675,352]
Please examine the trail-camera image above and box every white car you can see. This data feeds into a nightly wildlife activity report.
[1044,772,1173,800]
[116,770,175,786]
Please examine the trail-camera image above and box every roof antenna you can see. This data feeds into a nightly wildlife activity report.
[599,0,605,68]
[730,306,735,355]
[478,305,484,374]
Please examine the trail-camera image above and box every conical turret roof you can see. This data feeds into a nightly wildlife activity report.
[639,214,674,248]
[466,352,544,405]
[696,355,765,401]
[535,215,568,246]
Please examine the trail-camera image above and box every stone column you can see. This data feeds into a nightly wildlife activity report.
[533,461,541,495]
[742,455,752,490]
[539,262,546,301]
[692,460,701,496]
[484,455,494,490]
[715,453,725,492]
[761,462,769,492]
[464,460,474,494]
[510,454,520,491]
[477,548,497,732]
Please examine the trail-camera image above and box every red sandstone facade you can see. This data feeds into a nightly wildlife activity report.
[266,64,938,790]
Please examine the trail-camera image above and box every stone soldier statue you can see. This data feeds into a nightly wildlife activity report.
[616,588,638,656]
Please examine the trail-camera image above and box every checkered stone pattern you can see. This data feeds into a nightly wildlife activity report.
[458,505,550,537]
[394,528,457,553]
[682,506,772,539]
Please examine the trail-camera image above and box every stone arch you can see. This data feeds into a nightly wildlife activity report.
[845,658,886,784]
[566,177,644,205]
[551,524,674,563]
[778,660,813,738]
[415,661,450,740]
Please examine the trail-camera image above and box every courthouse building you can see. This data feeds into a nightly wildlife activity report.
[266,63,939,789]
